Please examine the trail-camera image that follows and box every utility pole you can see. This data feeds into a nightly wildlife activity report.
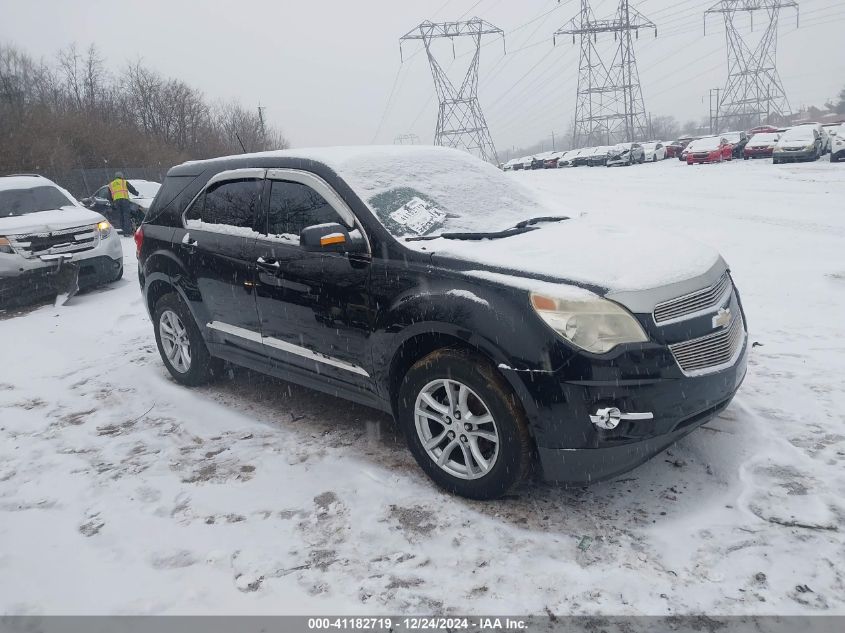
[705,1,799,131]
[555,0,657,147]
[257,105,266,147]
[400,18,505,164]
[709,87,721,134]
[551,131,556,150]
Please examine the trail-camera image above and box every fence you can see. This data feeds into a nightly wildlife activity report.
[30,166,170,200]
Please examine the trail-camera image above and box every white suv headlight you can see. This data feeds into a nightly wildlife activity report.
[530,292,648,354]
[97,220,113,239]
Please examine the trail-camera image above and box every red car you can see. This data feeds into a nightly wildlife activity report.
[743,132,780,159]
[747,125,780,137]
[686,136,733,164]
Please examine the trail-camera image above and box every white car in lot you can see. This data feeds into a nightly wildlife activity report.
[0,174,123,307]
[642,141,666,162]
[831,125,845,163]
[557,149,583,167]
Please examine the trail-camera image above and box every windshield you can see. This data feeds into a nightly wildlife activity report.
[749,133,778,145]
[131,180,161,199]
[688,137,721,151]
[0,185,76,218]
[335,147,549,239]
[781,127,815,142]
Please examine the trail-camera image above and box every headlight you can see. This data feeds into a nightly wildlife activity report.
[97,220,113,239]
[530,293,648,354]
[806,144,816,151]
[0,236,14,254]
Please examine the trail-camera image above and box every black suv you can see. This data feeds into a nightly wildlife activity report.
[137,147,748,499]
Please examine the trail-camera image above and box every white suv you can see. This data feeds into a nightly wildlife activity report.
[0,175,123,307]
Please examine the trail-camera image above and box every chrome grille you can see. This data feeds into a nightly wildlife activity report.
[653,271,732,324]
[669,312,745,376]
[8,225,98,259]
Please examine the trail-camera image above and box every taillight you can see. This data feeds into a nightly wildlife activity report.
[134,225,144,259]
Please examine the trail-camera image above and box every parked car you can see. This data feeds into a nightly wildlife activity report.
[0,174,123,307]
[747,125,780,137]
[799,122,832,154]
[557,149,583,167]
[686,136,734,164]
[521,156,534,170]
[512,158,525,171]
[586,146,611,167]
[137,146,747,499]
[773,125,822,163]
[721,131,748,159]
[81,179,161,234]
[606,143,645,166]
[503,159,520,171]
[572,149,594,167]
[830,124,845,163]
[743,132,780,159]
[665,139,690,159]
[677,136,699,161]
[642,141,666,162]
[543,151,565,168]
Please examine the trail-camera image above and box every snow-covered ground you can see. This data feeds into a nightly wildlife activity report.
[1,158,844,615]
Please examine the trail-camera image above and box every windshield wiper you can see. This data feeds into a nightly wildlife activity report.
[405,226,538,242]
[513,215,569,229]
[405,216,569,242]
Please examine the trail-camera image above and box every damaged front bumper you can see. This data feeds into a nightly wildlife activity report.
[0,234,122,308]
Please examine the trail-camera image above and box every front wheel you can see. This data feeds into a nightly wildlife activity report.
[153,293,222,386]
[397,348,532,500]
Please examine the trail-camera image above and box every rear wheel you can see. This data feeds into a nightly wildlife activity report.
[153,293,221,386]
[397,348,532,499]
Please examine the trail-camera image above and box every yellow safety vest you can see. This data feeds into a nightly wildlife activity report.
[109,178,130,201]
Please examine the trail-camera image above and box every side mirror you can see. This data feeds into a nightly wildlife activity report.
[300,222,352,253]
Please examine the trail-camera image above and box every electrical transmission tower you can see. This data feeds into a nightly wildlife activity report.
[705,1,799,131]
[555,1,656,147]
[400,18,505,163]
[394,133,421,145]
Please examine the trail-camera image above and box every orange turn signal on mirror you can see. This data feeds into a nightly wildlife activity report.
[320,234,346,247]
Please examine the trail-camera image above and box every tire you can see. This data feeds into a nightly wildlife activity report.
[397,348,532,500]
[153,292,222,386]
[111,263,124,282]
[652,155,657,162]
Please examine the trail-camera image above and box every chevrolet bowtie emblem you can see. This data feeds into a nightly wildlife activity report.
[712,307,732,330]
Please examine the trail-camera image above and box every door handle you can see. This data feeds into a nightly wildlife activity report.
[182,232,198,248]
[256,256,281,273]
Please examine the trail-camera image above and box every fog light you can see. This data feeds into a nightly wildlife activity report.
[589,407,654,430]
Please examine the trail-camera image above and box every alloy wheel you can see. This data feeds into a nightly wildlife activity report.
[414,379,500,480]
[159,309,191,373]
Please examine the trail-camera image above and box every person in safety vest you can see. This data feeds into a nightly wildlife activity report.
[107,172,139,235]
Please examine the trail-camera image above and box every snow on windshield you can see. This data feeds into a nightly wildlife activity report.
[780,127,815,142]
[331,147,549,238]
[688,137,721,151]
[748,133,778,145]
[130,180,161,199]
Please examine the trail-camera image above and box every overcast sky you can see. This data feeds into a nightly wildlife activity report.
[2,0,843,157]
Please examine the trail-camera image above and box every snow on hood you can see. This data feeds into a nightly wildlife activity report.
[424,218,721,293]
[0,206,105,235]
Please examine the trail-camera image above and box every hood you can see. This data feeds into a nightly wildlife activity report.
[426,219,722,294]
[777,138,814,149]
[131,197,155,211]
[0,206,105,236]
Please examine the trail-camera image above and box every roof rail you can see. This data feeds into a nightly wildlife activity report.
[2,173,42,178]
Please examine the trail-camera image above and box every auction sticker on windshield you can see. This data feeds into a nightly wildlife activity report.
[389,197,446,235]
